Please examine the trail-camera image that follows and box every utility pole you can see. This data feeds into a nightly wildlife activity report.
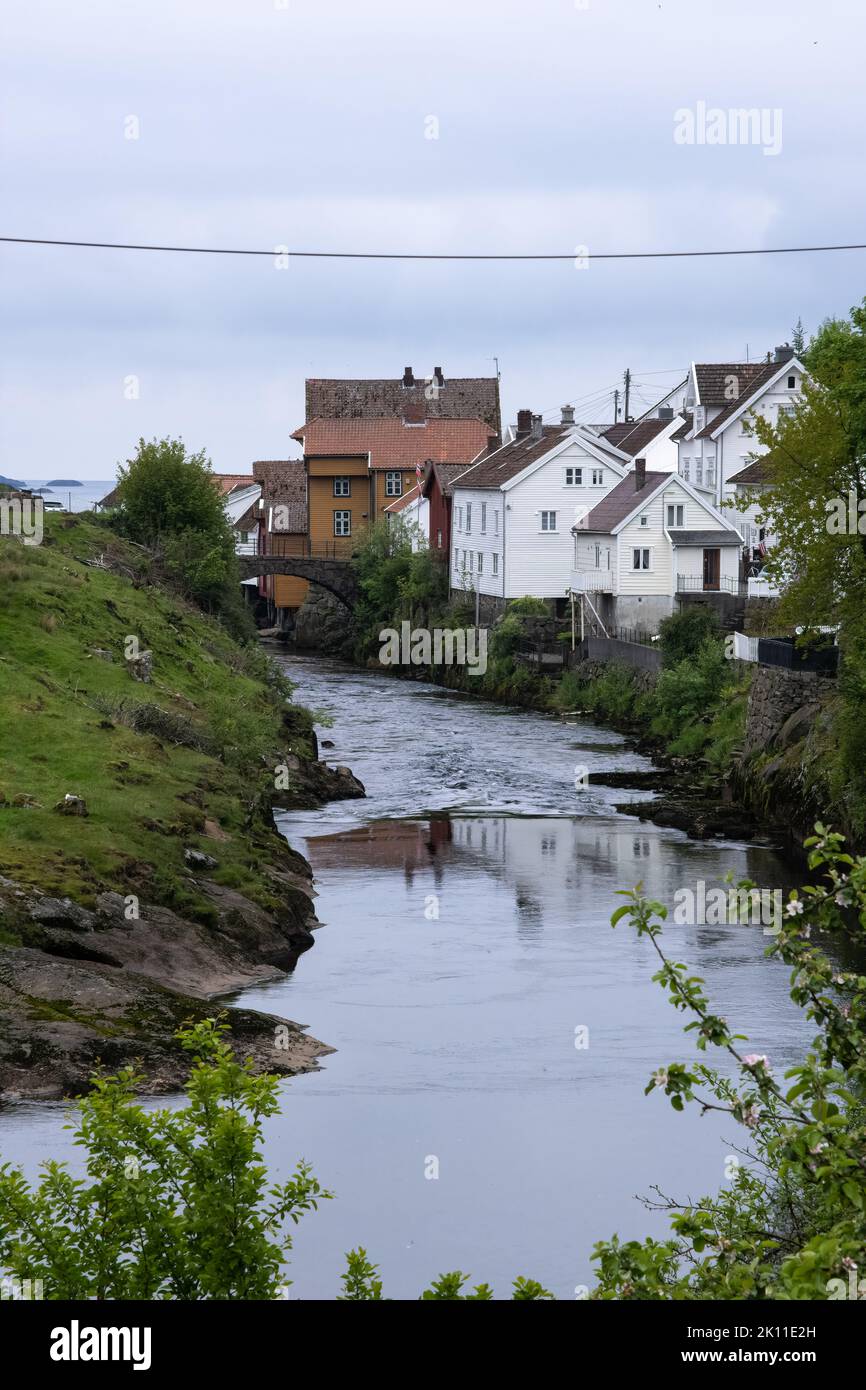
[623,369,631,422]
[613,388,620,423]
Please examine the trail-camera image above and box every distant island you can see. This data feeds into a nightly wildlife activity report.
[46,479,83,487]
[0,475,26,489]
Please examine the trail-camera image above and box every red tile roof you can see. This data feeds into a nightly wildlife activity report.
[384,484,422,514]
[694,361,775,407]
[212,473,255,495]
[292,417,491,470]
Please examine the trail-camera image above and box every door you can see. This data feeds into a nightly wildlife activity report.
[702,548,720,590]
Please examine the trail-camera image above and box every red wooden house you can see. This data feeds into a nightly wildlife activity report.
[421,461,474,558]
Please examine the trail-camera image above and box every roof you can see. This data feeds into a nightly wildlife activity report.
[233,502,261,530]
[671,412,693,442]
[576,471,670,532]
[384,484,423,515]
[693,361,776,407]
[305,371,501,439]
[421,460,473,498]
[728,459,771,486]
[212,473,255,495]
[695,364,778,438]
[668,529,743,547]
[450,425,569,489]
[600,418,672,456]
[293,417,491,470]
[252,459,305,505]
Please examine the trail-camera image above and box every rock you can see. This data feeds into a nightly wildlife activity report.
[12,793,43,808]
[203,818,230,842]
[126,649,153,683]
[88,647,114,662]
[321,739,335,748]
[293,585,355,656]
[53,793,89,816]
[184,848,218,871]
[30,897,95,932]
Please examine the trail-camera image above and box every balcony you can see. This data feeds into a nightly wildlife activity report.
[676,574,745,596]
[747,575,781,599]
[569,569,615,594]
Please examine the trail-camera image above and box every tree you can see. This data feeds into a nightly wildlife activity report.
[592,826,866,1300]
[792,316,807,356]
[114,437,249,631]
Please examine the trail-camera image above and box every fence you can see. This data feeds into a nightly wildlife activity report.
[676,574,746,596]
[266,536,354,560]
[756,637,839,673]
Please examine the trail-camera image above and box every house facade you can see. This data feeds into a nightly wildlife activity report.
[449,408,633,617]
[571,462,744,632]
[292,416,491,551]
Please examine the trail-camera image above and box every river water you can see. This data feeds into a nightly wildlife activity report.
[0,655,813,1299]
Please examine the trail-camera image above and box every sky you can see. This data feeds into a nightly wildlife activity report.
[2,0,865,481]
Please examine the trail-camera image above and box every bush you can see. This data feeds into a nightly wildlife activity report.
[657,606,720,668]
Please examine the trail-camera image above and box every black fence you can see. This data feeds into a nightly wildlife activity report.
[756,637,839,673]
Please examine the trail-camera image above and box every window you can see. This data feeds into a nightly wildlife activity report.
[695,461,703,486]
[787,374,796,389]
[480,502,487,533]
[333,477,351,497]
[639,514,648,527]
[591,469,604,486]
[466,503,472,534]
[238,531,250,545]
[594,543,600,567]
[681,458,690,480]
[385,471,402,497]
[333,510,351,537]
[666,503,684,528]
[540,510,557,532]
[778,403,795,418]
[565,466,583,486]
[477,552,483,574]
[492,553,499,575]
[706,462,715,487]
[436,529,442,548]
[494,510,499,534]
[632,547,651,571]
[462,550,467,570]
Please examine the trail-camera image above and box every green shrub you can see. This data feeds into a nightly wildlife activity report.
[658,606,720,668]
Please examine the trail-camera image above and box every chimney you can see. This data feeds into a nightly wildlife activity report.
[402,366,415,387]
[634,457,646,491]
[531,413,544,441]
[516,409,532,438]
[487,434,498,455]
[433,366,445,388]
[560,403,575,426]
[658,406,674,420]
[774,343,794,364]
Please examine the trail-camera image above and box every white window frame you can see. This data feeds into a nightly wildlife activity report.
[333,510,351,537]
[492,553,499,575]
[466,503,472,534]
[632,547,652,571]
[591,468,604,486]
[666,503,684,528]
[480,502,487,533]
[494,510,499,535]
[639,514,648,527]
[681,458,690,480]
[384,470,402,498]
[477,551,483,574]
[333,477,351,497]
[565,466,583,486]
[540,510,557,532]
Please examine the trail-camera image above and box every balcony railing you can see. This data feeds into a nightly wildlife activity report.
[676,574,746,596]
[569,569,615,594]
[747,575,781,599]
[266,535,355,560]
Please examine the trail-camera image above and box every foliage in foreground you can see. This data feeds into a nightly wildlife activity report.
[593,826,866,1300]
[0,1020,552,1301]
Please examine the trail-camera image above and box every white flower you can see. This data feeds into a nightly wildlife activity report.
[743,1105,761,1129]
[786,899,804,917]
[743,1054,772,1076]
[652,1068,668,1089]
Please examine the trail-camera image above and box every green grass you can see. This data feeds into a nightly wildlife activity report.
[0,517,313,916]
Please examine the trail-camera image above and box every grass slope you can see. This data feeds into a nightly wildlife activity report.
[0,516,315,937]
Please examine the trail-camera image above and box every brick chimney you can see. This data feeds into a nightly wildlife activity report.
[402,366,415,387]
[560,403,575,425]
[531,413,544,440]
[433,366,445,388]
[486,434,498,455]
[516,409,532,438]
[658,406,674,420]
[634,457,646,491]
[774,343,794,363]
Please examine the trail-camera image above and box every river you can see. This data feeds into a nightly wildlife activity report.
[0,655,813,1299]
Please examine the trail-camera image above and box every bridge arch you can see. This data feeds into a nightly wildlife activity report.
[237,554,359,609]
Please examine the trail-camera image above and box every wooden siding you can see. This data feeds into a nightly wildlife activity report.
[274,575,310,609]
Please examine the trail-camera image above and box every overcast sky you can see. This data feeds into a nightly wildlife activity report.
[2,0,865,480]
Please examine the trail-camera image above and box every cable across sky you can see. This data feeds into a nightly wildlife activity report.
[1,236,866,262]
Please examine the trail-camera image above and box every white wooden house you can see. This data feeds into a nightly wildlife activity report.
[571,461,743,632]
[449,407,640,617]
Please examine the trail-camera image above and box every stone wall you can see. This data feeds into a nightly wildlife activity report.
[743,666,837,755]
[293,584,355,656]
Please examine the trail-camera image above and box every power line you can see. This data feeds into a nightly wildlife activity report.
[1,235,866,262]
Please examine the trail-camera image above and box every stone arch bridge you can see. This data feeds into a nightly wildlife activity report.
[237,553,359,608]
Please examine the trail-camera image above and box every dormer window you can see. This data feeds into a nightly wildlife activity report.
[787,375,796,389]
